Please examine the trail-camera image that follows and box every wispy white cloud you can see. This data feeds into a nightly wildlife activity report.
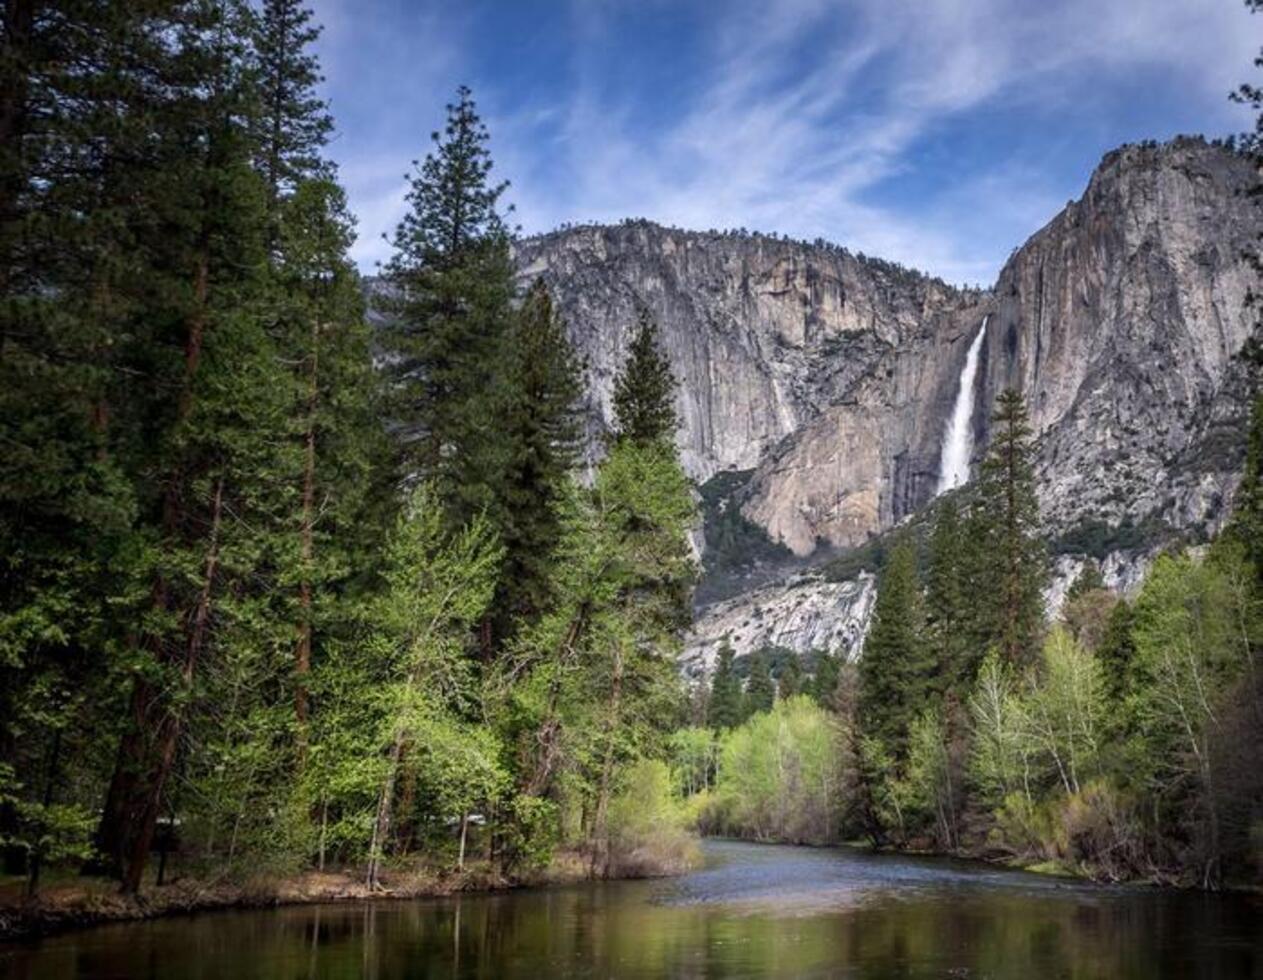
[316,0,1259,283]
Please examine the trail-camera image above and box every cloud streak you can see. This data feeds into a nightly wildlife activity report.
[312,0,1258,284]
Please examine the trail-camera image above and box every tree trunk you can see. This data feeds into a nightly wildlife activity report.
[366,730,406,890]
[94,244,211,879]
[317,799,328,872]
[522,613,586,797]
[589,644,623,879]
[121,475,225,895]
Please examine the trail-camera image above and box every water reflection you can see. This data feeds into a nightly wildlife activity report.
[3,840,1260,979]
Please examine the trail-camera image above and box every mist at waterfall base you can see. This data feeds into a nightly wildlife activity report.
[937,316,989,494]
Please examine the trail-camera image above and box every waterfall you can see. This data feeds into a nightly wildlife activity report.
[936,315,989,494]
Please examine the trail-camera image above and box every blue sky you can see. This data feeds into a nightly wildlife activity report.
[310,0,1258,286]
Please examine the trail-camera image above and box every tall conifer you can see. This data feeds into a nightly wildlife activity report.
[859,537,931,760]
[708,642,743,729]
[612,311,678,446]
[383,86,514,526]
[492,281,584,636]
[973,389,1046,665]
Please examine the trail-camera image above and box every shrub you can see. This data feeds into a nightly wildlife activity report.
[606,759,699,876]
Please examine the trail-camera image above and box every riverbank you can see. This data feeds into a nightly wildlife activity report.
[7,839,1259,979]
[0,848,698,942]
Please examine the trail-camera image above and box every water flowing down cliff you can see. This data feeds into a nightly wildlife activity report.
[376,137,1260,665]
[937,316,989,494]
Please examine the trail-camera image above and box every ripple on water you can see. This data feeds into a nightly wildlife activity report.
[656,838,1130,915]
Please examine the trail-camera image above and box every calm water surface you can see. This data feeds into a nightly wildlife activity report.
[3,840,1260,978]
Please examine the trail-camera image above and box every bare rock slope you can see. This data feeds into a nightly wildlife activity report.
[508,138,1260,663]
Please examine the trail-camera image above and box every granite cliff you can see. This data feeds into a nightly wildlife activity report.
[507,137,1260,668]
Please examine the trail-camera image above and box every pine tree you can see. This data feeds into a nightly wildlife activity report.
[492,281,584,636]
[973,389,1047,665]
[92,0,286,892]
[1228,0,1263,581]
[744,651,775,717]
[810,651,841,708]
[925,497,972,688]
[272,178,387,753]
[777,653,803,700]
[382,85,515,526]
[249,0,333,217]
[0,2,165,881]
[708,642,743,729]
[1097,598,1137,702]
[859,537,932,760]
[611,310,678,446]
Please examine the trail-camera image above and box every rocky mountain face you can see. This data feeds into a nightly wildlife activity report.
[509,138,1259,668]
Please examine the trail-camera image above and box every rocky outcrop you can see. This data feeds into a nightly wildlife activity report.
[680,574,877,680]
[983,139,1259,544]
[514,225,988,554]
[517,139,1259,571]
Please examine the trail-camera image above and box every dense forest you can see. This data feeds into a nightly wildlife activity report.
[0,0,695,900]
[0,0,1259,912]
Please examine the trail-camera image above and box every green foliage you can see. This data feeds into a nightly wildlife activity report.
[667,727,718,796]
[967,651,1028,809]
[493,281,585,632]
[605,759,698,876]
[859,537,931,759]
[611,311,678,446]
[708,643,743,730]
[1024,628,1107,797]
[925,496,971,687]
[1066,560,1106,600]
[695,470,794,604]
[1097,599,1137,701]
[381,85,515,526]
[743,651,775,718]
[902,708,959,848]
[777,654,803,700]
[1052,516,1174,560]
[972,389,1047,664]
[249,0,334,210]
[711,697,842,844]
[810,651,841,708]
[500,795,561,875]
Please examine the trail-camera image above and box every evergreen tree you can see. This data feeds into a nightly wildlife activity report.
[744,650,775,717]
[92,0,286,892]
[382,85,514,526]
[777,653,803,700]
[708,642,743,729]
[811,651,841,708]
[492,281,584,635]
[1228,0,1263,580]
[925,497,972,688]
[248,0,333,216]
[973,389,1047,665]
[0,0,165,880]
[1225,375,1263,583]
[1097,598,1137,702]
[859,537,932,760]
[271,178,387,752]
[611,310,678,446]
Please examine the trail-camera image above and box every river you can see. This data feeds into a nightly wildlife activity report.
[3,840,1260,978]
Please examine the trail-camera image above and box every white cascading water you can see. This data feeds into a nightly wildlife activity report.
[936,315,989,494]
